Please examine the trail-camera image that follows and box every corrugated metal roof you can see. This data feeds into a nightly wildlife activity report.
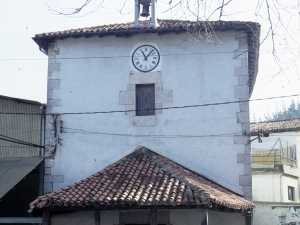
[0,157,44,199]
[0,95,43,106]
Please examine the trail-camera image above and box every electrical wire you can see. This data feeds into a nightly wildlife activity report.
[62,127,240,138]
[0,134,44,148]
[1,129,53,136]
[0,46,294,61]
[0,49,282,61]
[0,146,42,148]
[0,93,299,116]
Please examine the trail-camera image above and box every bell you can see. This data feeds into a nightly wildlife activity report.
[140,4,150,17]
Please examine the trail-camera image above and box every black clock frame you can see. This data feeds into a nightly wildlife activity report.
[132,45,160,72]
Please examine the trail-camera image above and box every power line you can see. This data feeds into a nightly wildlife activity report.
[1,93,299,116]
[0,51,234,61]
[62,127,240,138]
[0,146,42,148]
[0,134,44,148]
[0,49,288,61]
[2,129,53,136]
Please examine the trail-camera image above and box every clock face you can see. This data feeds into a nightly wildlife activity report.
[132,45,160,72]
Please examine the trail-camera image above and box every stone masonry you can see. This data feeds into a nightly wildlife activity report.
[120,71,173,126]
[44,42,64,194]
[234,31,252,201]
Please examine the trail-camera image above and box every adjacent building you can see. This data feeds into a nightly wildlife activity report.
[251,118,300,225]
[0,95,45,224]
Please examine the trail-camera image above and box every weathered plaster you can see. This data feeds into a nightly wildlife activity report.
[253,203,300,225]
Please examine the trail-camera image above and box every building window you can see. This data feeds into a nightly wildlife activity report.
[136,84,155,116]
[288,186,294,200]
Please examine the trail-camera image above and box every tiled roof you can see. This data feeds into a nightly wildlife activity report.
[34,19,259,39]
[250,118,300,135]
[32,19,260,96]
[30,148,254,211]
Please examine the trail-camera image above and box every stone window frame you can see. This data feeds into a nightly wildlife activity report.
[120,71,173,126]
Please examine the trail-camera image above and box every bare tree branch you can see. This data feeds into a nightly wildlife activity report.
[206,0,233,21]
[265,0,284,75]
[45,0,300,79]
[219,0,225,20]
[46,0,93,15]
[162,1,181,13]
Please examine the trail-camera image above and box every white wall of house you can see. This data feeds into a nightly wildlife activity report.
[253,172,300,203]
[252,173,282,202]
[45,30,251,197]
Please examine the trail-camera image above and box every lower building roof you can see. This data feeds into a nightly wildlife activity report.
[30,148,254,212]
[250,118,300,135]
[0,157,44,199]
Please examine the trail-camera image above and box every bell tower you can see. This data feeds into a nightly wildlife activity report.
[134,0,156,27]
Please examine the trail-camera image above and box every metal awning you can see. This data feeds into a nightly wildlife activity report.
[0,157,44,199]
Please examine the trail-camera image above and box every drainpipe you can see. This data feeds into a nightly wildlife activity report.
[280,174,284,202]
[206,209,209,225]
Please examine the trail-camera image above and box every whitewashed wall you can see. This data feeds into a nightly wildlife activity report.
[253,203,300,225]
[253,173,299,202]
[252,173,282,202]
[45,30,251,197]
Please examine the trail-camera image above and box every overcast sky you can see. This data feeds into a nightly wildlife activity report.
[0,0,299,120]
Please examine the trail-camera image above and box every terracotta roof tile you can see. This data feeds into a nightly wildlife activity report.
[33,19,259,39]
[31,148,254,211]
[250,118,300,134]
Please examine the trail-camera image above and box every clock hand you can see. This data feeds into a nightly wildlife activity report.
[140,50,147,61]
[145,49,154,60]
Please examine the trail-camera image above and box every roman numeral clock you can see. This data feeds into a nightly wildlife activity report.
[132,45,160,72]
